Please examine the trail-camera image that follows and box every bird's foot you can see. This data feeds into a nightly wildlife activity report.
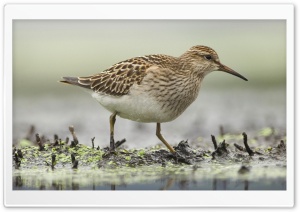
[103,138,126,158]
[172,151,192,165]
[103,148,117,158]
[170,141,194,165]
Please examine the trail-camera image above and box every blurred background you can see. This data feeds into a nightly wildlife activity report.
[13,20,286,148]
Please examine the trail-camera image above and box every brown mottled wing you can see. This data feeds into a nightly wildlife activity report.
[77,58,152,96]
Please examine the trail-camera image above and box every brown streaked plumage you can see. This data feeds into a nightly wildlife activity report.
[61,55,181,96]
[60,45,248,153]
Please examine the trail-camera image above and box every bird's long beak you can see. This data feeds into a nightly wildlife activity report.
[218,63,248,81]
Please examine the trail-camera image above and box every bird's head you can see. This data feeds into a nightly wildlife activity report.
[179,45,248,81]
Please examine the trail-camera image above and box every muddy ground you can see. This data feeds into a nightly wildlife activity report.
[12,126,286,190]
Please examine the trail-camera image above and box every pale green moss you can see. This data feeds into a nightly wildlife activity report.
[259,127,273,137]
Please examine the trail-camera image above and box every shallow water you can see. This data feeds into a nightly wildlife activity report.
[13,163,286,190]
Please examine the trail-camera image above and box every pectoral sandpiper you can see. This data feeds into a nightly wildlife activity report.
[60,45,247,153]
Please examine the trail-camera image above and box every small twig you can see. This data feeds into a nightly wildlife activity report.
[40,135,46,144]
[71,153,78,169]
[254,150,263,155]
[91,137,95,149]
[36,133,40,143]
[235,135,263,155]
[13,146,16,155]
[278,140,286,149]
[71,153,75,164]
[69,126,79,145]
[35,133,45,151]
[14,149,22,168]
[115,139,126,149]
[72,160,79,169]
[212,140,229,159]
[25,125,35,141]
[219,125,224,137]
[51,154,56,169]
[234,143,245,152]
[65,137,69,145]
[14,152,21,168]
[59,139,63,152]
[52,134,60,146]
[17,149,23,158]
[53,140,59,146]
[242,132,254,156]
[211,135,218,150]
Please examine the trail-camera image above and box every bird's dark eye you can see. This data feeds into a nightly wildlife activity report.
[204,55,212,60]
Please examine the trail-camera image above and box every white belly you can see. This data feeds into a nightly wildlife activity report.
[92,89,174,123]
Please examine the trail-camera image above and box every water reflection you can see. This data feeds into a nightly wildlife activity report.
[160,178,174,190]
[212,179,250,190]
[13,175,23,189]
[244,180,249,190]
[12,171,286,190]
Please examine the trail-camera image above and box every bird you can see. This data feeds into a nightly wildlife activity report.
[60,45,248,153]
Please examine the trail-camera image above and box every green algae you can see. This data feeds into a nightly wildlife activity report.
[12,128,287,190]
[259,127,274,137]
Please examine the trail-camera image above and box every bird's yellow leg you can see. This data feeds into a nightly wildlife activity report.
[156,123,176,153]
[109,112,117,151]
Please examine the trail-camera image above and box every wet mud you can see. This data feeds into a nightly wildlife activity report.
[12,125,287,190]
